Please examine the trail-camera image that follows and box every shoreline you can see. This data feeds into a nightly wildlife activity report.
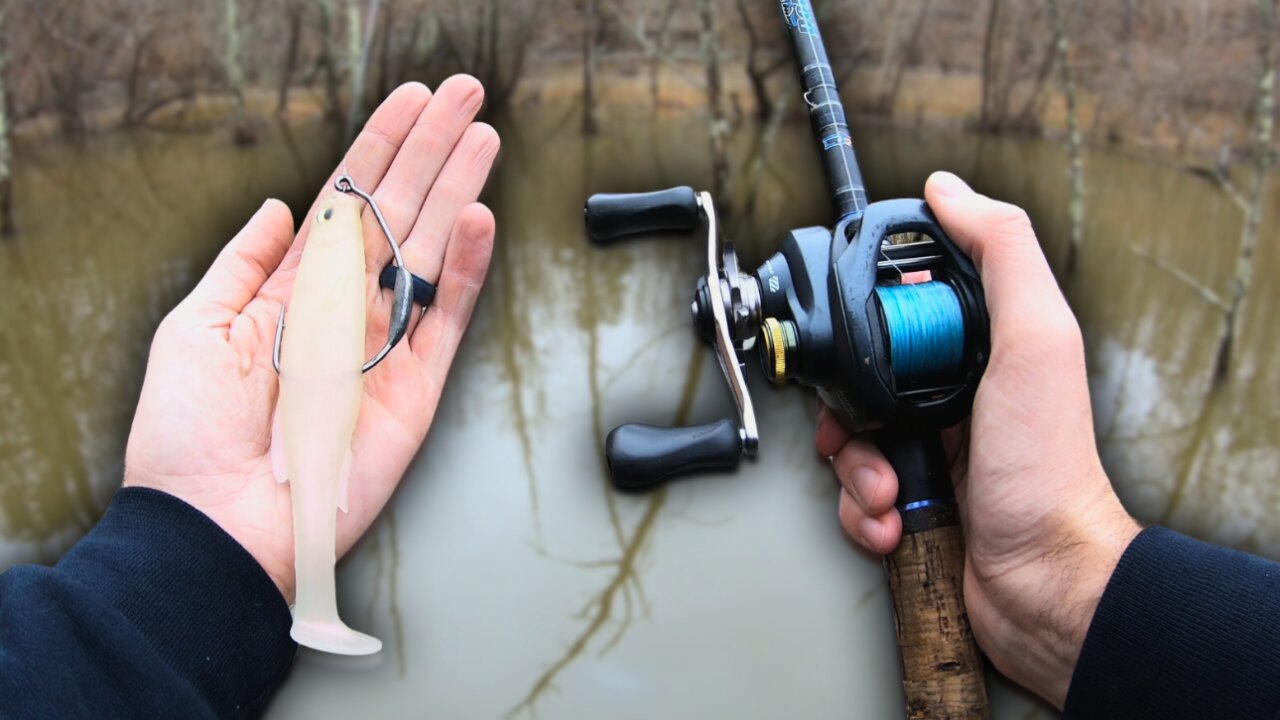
[8,59,1273,172]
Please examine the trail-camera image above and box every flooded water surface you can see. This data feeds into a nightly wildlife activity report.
[0,111,1275,718]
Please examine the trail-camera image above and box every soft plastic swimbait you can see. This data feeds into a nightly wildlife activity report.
[268,174,413,656]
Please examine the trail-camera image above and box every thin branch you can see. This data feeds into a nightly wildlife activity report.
[1125,242,1229,312]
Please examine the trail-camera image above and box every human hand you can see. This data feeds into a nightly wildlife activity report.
[817,172,1140,707]
[123,77,499,603]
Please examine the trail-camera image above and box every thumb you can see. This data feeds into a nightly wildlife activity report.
[924,171,1073,342]
[184,199,295,322]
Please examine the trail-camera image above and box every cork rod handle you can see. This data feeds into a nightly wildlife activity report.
[886,521,988,719]
[876,430,989,719]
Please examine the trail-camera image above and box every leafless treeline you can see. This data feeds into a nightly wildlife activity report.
[0,0,1274,235]
[0,1,1270,144]
[0,0,539,136]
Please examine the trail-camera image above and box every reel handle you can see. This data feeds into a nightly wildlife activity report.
[585,186,700,243]
[605,418,743,491]
[876,429,989,719]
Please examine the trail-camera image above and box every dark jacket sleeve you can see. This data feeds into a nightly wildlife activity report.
[0,487,296,720]
[1064,526,1280,719]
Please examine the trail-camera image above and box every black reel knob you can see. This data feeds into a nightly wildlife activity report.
[585,186,699,243]
[605,419,743,492]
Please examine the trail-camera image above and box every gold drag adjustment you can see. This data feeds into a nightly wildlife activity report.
[760,317,799,384]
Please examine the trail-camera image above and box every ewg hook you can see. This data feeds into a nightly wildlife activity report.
[273,173,414,375]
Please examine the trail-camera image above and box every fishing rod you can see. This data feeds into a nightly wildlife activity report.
[583,0,991,716]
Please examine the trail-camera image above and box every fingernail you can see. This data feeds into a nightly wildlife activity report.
[858,516,882,548]
[850,466,879,509]
[930,171,971,198]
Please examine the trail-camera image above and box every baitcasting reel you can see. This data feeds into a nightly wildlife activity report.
[585,2,992,716]
[585,187,988,494]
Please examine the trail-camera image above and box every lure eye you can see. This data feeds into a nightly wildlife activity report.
[316,207,334,223]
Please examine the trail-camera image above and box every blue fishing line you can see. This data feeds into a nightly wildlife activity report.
[874,282,966,381]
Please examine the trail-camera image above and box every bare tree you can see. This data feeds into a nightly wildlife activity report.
[222,0,255,144]
[581,0,599,135]
[735,0,789,122]
[698,0,731,217]
[436,0,539,117]
[316,0,344,121]
[375,0,395,99]
[35,5,97,136]
[1163,0,1276,523]
[978,0,1001,130]
[647,0,680,109]
[877,0,934,117]
[1047,0,1084,275]
[343,0,381,148]
[122,0,162,126]
[0,0,14,237]
[395,1,438,84]
[277,0,305,115]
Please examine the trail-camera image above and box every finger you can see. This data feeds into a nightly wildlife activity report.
[924,171,1076,344]
[366,75,486,271]
[400,122,500,335]
[184,199,294,322]
[833,436,900,516]
[409,202,496,369]
[838,489,903,555]
[264,83,433,297]
[816,404,850,457]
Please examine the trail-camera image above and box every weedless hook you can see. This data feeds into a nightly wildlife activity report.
[272,173,415,375]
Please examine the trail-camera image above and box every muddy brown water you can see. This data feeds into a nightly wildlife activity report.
[0,111,1275,718]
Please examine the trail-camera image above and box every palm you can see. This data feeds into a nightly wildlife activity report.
[124,79,499,600]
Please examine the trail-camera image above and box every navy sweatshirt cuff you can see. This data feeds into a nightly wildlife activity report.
[1064,526,1280,719]
[56,487,296,717]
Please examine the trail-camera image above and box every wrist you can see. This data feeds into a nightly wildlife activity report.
[978,487,1140,707]
[123,471,297,604]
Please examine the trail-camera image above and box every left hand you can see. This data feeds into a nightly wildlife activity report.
[124,77,499,602]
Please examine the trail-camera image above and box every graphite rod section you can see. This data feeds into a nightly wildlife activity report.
[778,0,867,222]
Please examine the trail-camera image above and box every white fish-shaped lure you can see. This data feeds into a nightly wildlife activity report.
[271,193,382,655]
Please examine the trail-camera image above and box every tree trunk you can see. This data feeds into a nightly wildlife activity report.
[318,0,343,122]
[1164,0,1276,524]
[343,0,381,149]
[1012,32,1058,132]
[123,27,153,127]
[376,0,395,100]
[648,0,679,112]
[582,0,599,135]
[698,0,731,218]
[277,2,304,116]
[397,1,435,81]
[740,82,792,225]
[223,0,256,144]
[1213,0,1275,385]
[875,0,906,114]
[1047,0,1084,276]
[884,0,934,118]
[0,0,14,237]
[734,0,771,122]
[979,0,1001,130]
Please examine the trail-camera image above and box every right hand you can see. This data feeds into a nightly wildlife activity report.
[817,171,1140,708]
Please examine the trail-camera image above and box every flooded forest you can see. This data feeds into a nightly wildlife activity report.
[0,0,1276,718]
